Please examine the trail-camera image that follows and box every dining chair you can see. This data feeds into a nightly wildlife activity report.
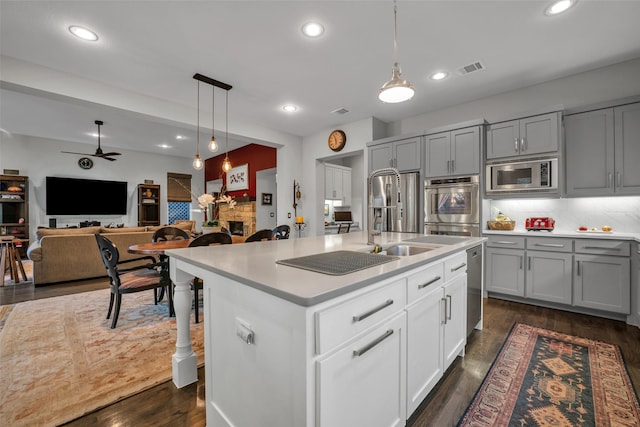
[337,223,351,234]
[220,226,232,236]
[95,234,168,329]
[189,232,232,323]
[272,224,290,240]
[151,226,190,304]
[245,229,274,243]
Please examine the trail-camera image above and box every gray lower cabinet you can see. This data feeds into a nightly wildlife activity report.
[424,126,480,178]
[486,235,632,317]
[565,102,640,196]
[486,112,559,160]
[525,251,572,304]
[573,239,631,314]
[369,136,421,172]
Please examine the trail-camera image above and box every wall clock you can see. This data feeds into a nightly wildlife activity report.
[78,157,94,170]
[328,129,346,152]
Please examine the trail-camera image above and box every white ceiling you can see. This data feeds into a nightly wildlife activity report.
[1,0,640,159]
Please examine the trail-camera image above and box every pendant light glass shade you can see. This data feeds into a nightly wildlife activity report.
[222,90,232,172]
[208,136,218,153]
[378,0,414,103]
[221,156,232,172]
[193,80,204,170]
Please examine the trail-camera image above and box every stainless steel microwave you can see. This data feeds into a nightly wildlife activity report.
[486,158,558,194]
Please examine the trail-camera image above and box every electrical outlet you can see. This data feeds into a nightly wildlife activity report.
[288,212,291,218]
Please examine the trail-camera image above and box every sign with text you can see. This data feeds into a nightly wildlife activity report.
[227,163,249,191]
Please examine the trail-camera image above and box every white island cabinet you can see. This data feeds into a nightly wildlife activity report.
[167,232,483,427]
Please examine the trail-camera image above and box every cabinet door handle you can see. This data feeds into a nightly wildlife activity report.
[451,262,466,272]
[616,171,621,188]
[352,299,394,322]
[446,160,451,173]
[418,276,441,289]
[353,329,394,357]
[451,159,455,173]
[576,260,581,276]
[528,256,531,271]
[534,243,565,248]
[582,246,621,251]
[521,137,526,152]
[441,297,447,324]
[519,256,523,270]
[447,295,452,321]
[514,138,519,152]
[609,172,613,189]
[494,240,517,245]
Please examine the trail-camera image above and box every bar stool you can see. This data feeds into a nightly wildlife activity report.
[1,237,28,286]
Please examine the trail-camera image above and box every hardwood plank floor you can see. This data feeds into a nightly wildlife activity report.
[3,281,639,427]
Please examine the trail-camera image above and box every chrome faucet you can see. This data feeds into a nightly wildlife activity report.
[367,167,403,246]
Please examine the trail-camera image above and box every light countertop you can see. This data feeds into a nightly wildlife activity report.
[483,228,640,242]
[167,231,484,307]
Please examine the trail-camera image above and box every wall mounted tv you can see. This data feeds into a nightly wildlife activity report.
[46,176,128,215]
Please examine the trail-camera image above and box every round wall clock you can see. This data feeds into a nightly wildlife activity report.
[78,157,94,170]
[328,129,346,152]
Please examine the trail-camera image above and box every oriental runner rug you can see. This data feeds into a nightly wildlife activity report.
[0,288,204,426]
[458,323,640,427]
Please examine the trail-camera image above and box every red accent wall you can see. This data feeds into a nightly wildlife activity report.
[204,144,277,198]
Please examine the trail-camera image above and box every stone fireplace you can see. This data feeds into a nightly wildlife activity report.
[219,201,256,236]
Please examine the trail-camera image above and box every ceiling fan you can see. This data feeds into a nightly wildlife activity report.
[62,120,121,161]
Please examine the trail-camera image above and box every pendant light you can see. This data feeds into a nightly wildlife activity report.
[221,90,232,173]
[208,84,219,153]
[193,80,204,170]
[378,0,414,103]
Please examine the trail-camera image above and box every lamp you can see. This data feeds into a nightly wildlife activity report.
[208,84,218,153]
[378,0,414,103]
[221,90,232,173]
[193,80,204,170]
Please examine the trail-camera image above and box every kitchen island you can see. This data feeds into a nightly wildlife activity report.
[167,231,484,427]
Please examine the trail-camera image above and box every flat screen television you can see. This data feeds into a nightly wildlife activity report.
[46,176,128,215]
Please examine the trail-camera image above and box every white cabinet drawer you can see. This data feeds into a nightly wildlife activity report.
[444,252,468,282]
[575,239,630,256]
[407,262,444,304]
[527,237,573,253]
[315,278,406,354]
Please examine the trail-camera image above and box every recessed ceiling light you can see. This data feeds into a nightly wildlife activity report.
[158,144,172,149]
[430,71,448,81]
[301,22,324,38]
[87,132,99,138]
[176,135,185,140]
[544,0,577,16]
[68,25,99,41]
[282,104,298,113]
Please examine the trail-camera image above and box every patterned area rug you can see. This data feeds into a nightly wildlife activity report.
[458,323,640,426]
[0,288,204,426]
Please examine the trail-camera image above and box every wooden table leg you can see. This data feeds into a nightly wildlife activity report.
[10,243,27,282]
[0,243,7,287]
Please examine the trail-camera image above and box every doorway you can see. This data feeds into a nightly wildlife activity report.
[256,168,277,230]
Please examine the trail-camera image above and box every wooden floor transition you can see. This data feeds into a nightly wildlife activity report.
[2,279,640,427]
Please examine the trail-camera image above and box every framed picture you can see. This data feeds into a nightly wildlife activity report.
[226,164,249,191]
[262,193,272,205]
[324,204,329,216]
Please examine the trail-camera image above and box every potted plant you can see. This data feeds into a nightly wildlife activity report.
[198,193,236,233]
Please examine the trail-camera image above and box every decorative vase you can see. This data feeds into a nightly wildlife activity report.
[202,226,222,234]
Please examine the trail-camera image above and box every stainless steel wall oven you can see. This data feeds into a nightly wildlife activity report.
[424,176,480,237]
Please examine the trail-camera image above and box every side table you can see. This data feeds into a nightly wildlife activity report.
[1,237,29,286]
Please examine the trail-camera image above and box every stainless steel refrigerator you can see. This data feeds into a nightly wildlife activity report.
[369,171,420,233]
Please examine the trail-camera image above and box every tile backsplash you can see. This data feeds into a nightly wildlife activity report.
[489,196,640,233]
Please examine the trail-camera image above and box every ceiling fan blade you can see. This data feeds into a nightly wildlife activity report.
[61,151,92,156]
[101,156,118,161]
[99,152,121,157]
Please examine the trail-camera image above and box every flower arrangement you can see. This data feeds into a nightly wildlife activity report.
[199,193,236,227]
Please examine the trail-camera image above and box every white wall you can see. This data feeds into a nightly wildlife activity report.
[1,133,202,242]
[256,168,277,230]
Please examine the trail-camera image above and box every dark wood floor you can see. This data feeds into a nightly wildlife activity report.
[3,280,640,427]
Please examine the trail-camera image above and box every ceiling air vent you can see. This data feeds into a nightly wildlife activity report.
[331,107,350,115]
[457,61,485,76]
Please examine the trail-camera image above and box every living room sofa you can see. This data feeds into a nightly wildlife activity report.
[26,223,192,286]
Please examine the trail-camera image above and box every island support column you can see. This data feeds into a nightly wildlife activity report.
[170,261,198,388]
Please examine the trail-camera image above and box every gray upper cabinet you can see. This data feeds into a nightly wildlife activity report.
[369,136,421,172]
[425,126,480,178]
[486,112,560,160]
[565,102,640,196]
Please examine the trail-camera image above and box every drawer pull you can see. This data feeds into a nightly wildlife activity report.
[352,299,394,322]
[494,241,517,245]
[418,276,441,289]
[582,246,621,251]
[451,262,466,272]
[353,329,394,357]
[534,243,565,248]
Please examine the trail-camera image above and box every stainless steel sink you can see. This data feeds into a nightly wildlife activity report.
[383,244,434,256]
